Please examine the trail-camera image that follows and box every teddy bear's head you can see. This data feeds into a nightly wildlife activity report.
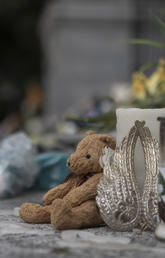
[67,131,116,175]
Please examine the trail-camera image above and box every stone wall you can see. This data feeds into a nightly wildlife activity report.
[40,0,165,118]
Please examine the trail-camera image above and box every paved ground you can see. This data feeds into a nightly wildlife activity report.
[0,191,165,258]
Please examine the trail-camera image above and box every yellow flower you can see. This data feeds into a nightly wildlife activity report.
[147,59,165,95]
[132,72,147,100]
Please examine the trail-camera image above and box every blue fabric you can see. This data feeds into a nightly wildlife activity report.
[33,152,71,190]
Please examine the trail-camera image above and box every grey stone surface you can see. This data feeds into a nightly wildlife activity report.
[0,191,165,258]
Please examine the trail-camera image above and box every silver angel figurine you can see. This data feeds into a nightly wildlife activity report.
[96,121,159,231]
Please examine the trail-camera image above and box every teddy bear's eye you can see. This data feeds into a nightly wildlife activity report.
[86,154,91,159]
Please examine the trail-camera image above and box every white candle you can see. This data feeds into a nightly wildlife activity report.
[116,108,165,193]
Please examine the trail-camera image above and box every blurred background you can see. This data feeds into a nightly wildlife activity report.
[0,0,165,149]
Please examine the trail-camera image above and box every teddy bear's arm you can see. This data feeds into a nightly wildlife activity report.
[42,178,77,205]
[63,173,102,207]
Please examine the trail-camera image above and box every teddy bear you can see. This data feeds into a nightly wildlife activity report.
[19,130,116,229]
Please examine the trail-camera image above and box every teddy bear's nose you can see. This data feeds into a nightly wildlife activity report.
[67,160,71,167]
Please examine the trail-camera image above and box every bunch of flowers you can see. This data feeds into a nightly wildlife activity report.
[132,59,165,99]
[131,59,165,108]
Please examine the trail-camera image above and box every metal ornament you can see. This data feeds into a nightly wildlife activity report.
[96,120,160,231]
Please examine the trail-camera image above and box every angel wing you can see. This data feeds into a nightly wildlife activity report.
[96,123,142,231]
[96,121,159,231]
[137,121,159,230]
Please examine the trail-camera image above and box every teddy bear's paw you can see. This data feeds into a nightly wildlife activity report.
[51,199,73,230]
[19,203,51,223]
[42,183,72,205]
[42,188,60,205]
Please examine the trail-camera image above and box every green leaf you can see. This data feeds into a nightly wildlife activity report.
[150,12,165,36]
[130,39,165,49]
[156,80,165,91]
[139,62,158,73]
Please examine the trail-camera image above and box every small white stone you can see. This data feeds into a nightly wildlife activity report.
[155,224,165,240]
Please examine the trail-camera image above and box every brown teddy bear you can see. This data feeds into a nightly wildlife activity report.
[19,131,116,229]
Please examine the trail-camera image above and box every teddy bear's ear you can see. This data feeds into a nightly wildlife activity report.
[86,130,94,136]
[98,135,116,150]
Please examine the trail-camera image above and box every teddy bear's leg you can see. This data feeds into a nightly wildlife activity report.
[19,203,51,223]
[51,198,103,230]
